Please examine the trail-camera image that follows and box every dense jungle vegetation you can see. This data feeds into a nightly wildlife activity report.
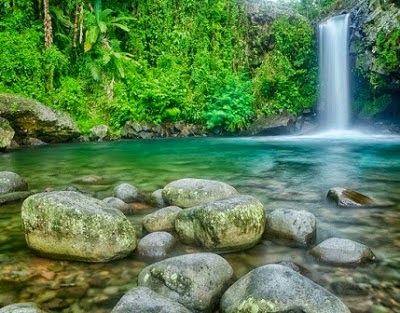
[0,0,398,133]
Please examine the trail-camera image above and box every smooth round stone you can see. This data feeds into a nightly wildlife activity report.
[113,183,140,203]
[264,208,316,247]
[142,206,182,232]
[103,197,130,212]
[310,237,375,265]
[137,232,176,258]
[162,178,238,208]
[0,171,28,194]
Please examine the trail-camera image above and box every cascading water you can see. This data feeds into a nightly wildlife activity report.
[318,14,351,131]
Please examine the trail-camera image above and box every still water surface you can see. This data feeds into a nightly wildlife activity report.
[0,135,399,312]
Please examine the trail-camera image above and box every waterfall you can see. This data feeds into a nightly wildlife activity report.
[318,14,351,131]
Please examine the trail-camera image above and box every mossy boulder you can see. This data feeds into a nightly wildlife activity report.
[0,117,14,150]
[0,93,80,143]
[21,191,137,262]
[142,206,183,232]
[220,264,351,313]
[162,178,238,208]
[0,171,28,195]
[138,253,235,313]
[175,195,265,252]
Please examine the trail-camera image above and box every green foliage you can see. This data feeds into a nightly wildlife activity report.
[253,17,317,116]
[370,29,400,90]
[202,74,254,132]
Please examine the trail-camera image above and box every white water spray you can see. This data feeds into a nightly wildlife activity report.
[318,14,351,131]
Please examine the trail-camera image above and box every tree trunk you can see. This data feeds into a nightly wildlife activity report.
[43,0,53,48]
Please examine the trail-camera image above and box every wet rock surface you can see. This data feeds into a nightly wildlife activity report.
[142,206,183,232]
[137,232,177,258]
[0,117,14,151]
[0,191,33,206]
[21,191,137,262]
[113,183,140,203]
[220,264,351,313]
[0,171,28,195]
[0,94,80,143]
[327,187,394,207]
[138,253,235,313]
[310,237,376,265]
[0,302,47,313]
[111,287,191,313]
[264,208,316,247]
[175,195,266,252]
[162,178,238,208]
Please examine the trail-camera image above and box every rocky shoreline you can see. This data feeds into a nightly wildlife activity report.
[0,172,388,313]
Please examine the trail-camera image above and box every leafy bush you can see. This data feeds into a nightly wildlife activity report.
[202,74,254,132]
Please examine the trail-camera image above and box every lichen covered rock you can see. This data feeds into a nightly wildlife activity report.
[162,178,238,208]
[175,195,265,252]
[142,206,183,232]
[21,191,137,262]
[138,253,235,313]
[220,264,350,313]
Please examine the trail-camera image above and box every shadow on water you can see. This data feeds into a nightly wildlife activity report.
[0,135,400,312]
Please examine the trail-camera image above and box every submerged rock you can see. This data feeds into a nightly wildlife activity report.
[0,171,28,195]
[0,191,33,205]
[0,303,47,313]
[111,287,191,313]
[0,117,14,150]
[162,178,238,208]
[142,206,183,232]
[175,195,265,252]
[150,189,167,208]
[264,208,316,247]
[138,253,235,313]
[0,93,80,142]
[21,191,137,262]
[327,187,394,207]
[220,264,350,313]
[310,237,375,265]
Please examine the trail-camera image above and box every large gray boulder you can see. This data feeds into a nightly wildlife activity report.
[111,287,192,313]
[142,206,183,232]
[0,171,28,194]
[310,237,375,265]
[138,253,235,313]
[0,117,14,150]
[220,264,350,313]
[264,208,316,247]
[0,303,47,313]
[162,178,238,208]
[0,94,80,142]
[327,187,394,207]
[175,195,265,252]
[21,191,137,262]
[245,113,296,136]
